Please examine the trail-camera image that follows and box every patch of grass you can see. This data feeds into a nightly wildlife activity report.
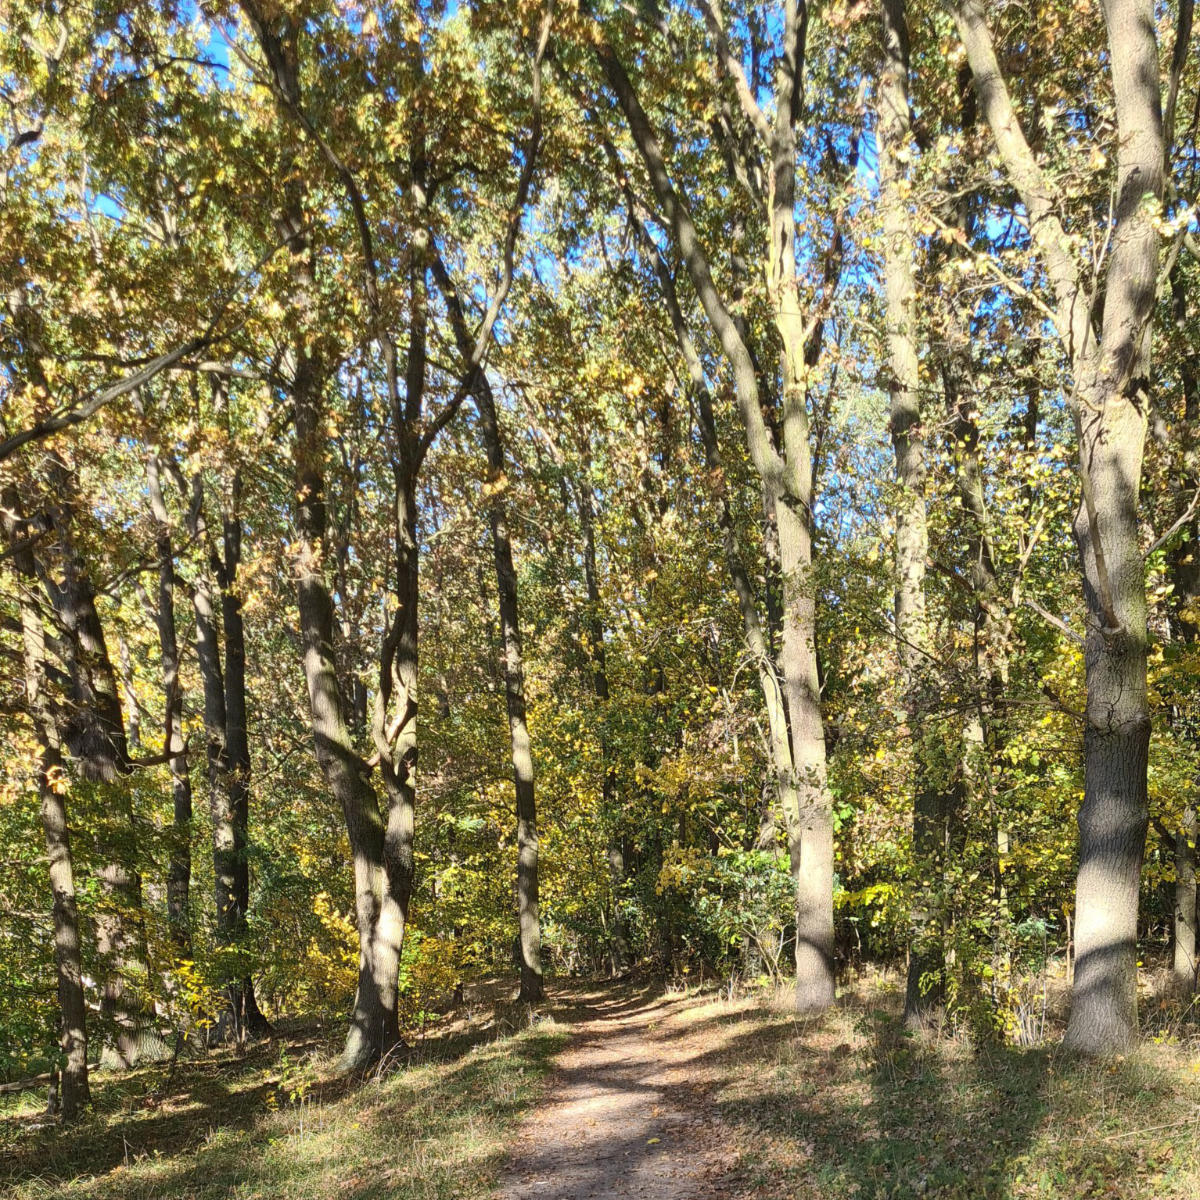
[682,979,1200,1200]
[1,1008,567,1200]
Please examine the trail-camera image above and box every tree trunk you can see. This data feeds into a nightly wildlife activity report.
[429,254,544,1000]
[877,0,946,1025]
[1166,265,1199,995]
[294,363,404,1070]
[147,454,192,954]
[1175,808,1198,990]
[579,476,629,973]
[476,379,543,1003]
[596,19,837,1011]
[40,457,148,1067]
[188,486,239,1014]
[1062,0,1161,1054]
[4,494,90,1120]
[217,479,271,1036]
[955,0,1162,1054]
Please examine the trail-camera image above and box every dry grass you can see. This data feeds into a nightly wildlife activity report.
[0,992,567,1200]
[2,976,1197,1200]
[670,971,1200,1199]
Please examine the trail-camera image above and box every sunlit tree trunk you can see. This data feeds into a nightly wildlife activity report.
[956,0,1162,1053]
[39,456,149,1067]
[877,0,948,1025]
[432,259,544,1001]
[479,378,544,1003]
[596,7,840,1010]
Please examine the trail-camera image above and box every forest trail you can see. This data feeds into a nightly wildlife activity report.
[496,987,742,1200]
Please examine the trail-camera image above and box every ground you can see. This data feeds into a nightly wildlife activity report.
[2,976,1199,1199]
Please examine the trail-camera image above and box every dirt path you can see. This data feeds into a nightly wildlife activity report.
[496,988,741,1200]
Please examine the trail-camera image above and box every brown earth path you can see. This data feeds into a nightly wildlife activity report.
[495,987,743,1200]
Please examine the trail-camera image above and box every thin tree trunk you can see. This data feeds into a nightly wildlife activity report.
[1176,808,1198,989]
[187,484,239,1019]
[217,477,271,1035]
[596,23,838,1009]
[478,379,543,1002]
[147,454,192,954]
[578,474,630,972]
[431,260,544,1001]
[1166,264,1199,994]
[878,0,946,1025]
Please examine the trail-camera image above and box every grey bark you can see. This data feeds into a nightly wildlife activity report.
[432,257,543,1002]
[955,0,1163,1052]
[877,0,946,1025]
[237,0,411,1068]
[595,9,837,1009]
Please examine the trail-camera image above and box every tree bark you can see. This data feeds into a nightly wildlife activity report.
[216,476,271,1036]
[595,14,837,1011]
[1176,808,1198,989]
[38,456,148,1067]
[431,257,544,1002]
[295,367,404,1068]
[1061,0,1161,1054]
[579,474,630,973]
[877,0,947,1025]
[956,0,1162,1053]
[3,494,90,1120]
[147,454,192,954]
[479,381,543,1003]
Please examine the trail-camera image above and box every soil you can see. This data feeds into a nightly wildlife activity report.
[496,987,742,1200]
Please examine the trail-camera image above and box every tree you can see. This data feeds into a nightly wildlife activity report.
[954,0,1166,1052]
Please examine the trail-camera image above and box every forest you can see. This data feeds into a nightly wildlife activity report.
[1,1,1199,1197]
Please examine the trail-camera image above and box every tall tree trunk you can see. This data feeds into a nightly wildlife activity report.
[476,380,543,1002]
[217,476,271,1035]
[1061,0,1161,1053]
[596,13,839,1009]
[238,0,417,1066]
[294,363,403,1068]
[4,495,90,1120]
[578,475,629,973]
[187,484,239,1020]
[955,0,1162,1054]
[432,260,544,1002]
[147,454,192,954]
[40,456,148,1067]
[878,0,946,1025]
[1165,263,1199,994]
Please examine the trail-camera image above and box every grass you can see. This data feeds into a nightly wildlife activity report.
[0,999,567,1200]
[3,976,1198,1200]
[672,973,1200,1200]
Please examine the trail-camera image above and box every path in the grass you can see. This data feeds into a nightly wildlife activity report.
[496,987,742,1200]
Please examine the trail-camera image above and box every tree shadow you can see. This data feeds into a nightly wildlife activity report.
[677,996,1055,1199]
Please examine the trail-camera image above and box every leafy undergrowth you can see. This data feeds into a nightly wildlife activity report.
[675,975,1200,1200]
[0,997,566,1200]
